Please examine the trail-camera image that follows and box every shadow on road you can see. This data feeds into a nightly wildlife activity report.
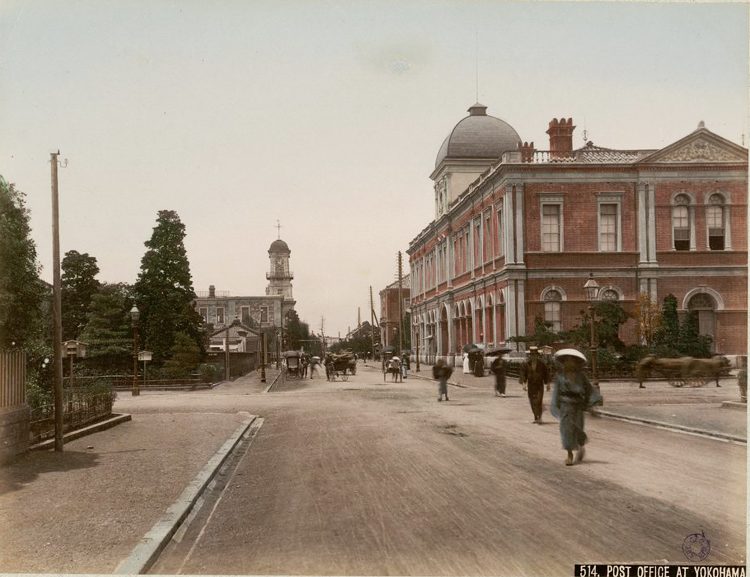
[0,450,99,495]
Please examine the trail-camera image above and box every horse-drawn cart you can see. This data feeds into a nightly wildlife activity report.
[635,355,730,388]
[325,352,356,381]
[282,350,303,379]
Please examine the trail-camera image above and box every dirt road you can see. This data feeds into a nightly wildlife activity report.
[147,368,745,575]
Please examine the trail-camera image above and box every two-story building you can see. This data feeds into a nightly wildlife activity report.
[408,104,747,366]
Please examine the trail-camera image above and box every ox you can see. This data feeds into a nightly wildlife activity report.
[635,355,730,388]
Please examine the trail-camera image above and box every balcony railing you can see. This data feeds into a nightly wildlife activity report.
[266,271,294,280]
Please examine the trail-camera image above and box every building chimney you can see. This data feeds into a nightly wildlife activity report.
[519,141,536,163]
[546,118,576,159]
[209,284,215,298]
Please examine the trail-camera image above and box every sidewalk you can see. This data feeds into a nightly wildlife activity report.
[0,387,258,573]
[401,360,747,442]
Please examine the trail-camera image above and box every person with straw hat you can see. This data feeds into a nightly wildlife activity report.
[520,346,550,423]
[550,348,603,466]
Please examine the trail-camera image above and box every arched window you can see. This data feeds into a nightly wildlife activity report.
[706,194,725,251]
[687,292,717,352]
[544,289,562,332]
[672,194,690,251]
[600,288,619,301]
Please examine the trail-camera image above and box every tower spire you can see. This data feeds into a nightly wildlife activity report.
[276,219,282,239]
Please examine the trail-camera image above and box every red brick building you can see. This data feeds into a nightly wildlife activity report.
[408,104,747,365]
[379,274,411,352]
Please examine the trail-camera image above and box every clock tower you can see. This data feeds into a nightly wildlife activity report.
[266,237,294,302]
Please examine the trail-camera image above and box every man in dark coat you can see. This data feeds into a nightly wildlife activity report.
[490,353,507,397]
[520,346,550,423]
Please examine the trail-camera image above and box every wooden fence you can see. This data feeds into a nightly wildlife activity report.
[0,350,26,408]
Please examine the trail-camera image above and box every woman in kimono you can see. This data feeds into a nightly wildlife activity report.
[462,352,471,374]
[550,348,603,466]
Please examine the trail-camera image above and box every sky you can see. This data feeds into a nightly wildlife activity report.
[1,0,747,337]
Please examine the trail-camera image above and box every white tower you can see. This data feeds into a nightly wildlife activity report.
[266,238,294,301]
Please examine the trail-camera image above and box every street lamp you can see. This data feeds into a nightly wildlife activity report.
[583,273,601,388]
[130,305,140,396]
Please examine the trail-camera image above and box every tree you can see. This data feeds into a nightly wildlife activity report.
[61,250,100,340]
[133,211,203,364]
[80,283,134,371]
[284,309,310,350]
[677,311,713,358]
[161,332,201,377]
[563,301,628,352]
[0,176,46,348]
[634,292,662,347]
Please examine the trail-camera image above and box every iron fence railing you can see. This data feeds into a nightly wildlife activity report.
[29,382,115,445]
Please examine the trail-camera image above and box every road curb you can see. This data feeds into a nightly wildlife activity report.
[721,400,748,411]
[114,414,258,575]
[30,413,132,451]
[595,409,746,444]
[263,370,283,393]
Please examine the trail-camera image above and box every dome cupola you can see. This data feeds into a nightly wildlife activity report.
[435,103,522,169]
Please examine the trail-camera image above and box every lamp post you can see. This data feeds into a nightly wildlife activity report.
[583,273,601,388]
[415,329,420,372]
[130,305,140,396]
[259,332,266,383]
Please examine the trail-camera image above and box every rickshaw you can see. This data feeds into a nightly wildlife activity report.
[282,350,302,379]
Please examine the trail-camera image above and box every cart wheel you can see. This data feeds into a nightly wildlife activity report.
[341,373,348,382]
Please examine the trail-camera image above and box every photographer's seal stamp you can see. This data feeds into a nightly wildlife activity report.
[682,530,711,561]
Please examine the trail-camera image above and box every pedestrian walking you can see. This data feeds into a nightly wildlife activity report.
[519,346,550,423]
[550,348,603,466]
[309,356,320,379]
[401,353,409,380]
[433,358,452,401]
[490,353,507,396]
[462,352,471,374]
[390,356,402,382]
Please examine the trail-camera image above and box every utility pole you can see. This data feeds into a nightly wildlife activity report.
[50,151,64,452]
[397,251,404,357]
[369,286,375,363]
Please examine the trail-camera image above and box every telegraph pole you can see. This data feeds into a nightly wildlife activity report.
[397,251,404,357]
[369,286,375,363]
[50,151,64,452]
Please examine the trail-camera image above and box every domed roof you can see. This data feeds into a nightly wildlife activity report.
[435,103,522,168]
[269,239,290,253]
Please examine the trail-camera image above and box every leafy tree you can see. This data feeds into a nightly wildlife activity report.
[677,311,713,358]
[133,211,203,364]
[563,301,628,352]
[0,177,46,348]
[80,283,134,370]
[284,309,310,350]
[653,294,680,355]
[61,250,100,340]
[634,292,662,347]
[508,316,560,348]
[161,332,201,377]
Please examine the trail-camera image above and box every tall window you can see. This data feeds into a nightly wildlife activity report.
[260,306,269,324]
[240,306,250,324]
[216,307,225,325]
[673,194,690,251]
[199,307,208,322]
[496,207,504,256]
[544,289,562,332]
[542,204,561,252]
[473,220,481,268]
[482,212,492,262]
[706,194,725,251]
[599,203,618,252]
